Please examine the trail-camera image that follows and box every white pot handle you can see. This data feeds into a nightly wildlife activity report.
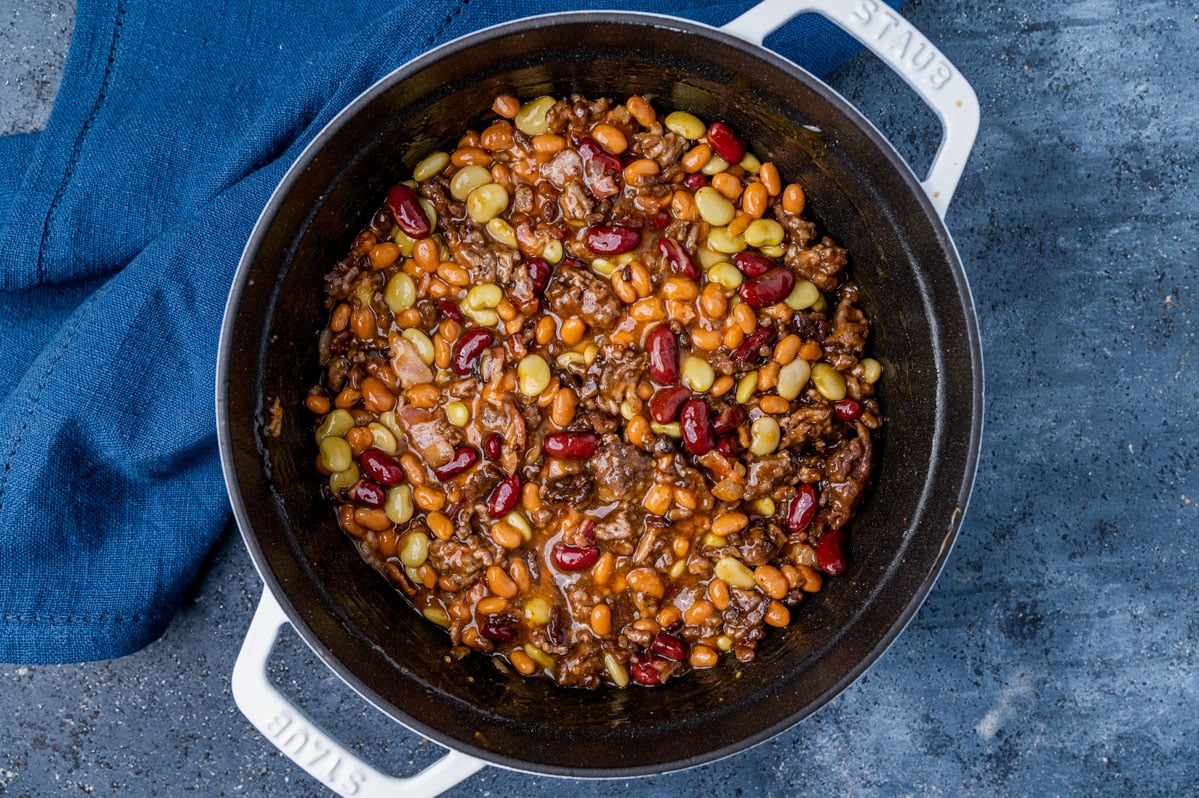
[232,588,486,797]
[723,0,979,218]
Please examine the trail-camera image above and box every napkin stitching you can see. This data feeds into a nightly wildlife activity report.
[0,300,93,512]
[34,0,129,284]
[426,0,469,46]
[2,610,163,624]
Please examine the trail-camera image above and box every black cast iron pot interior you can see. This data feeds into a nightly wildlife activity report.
[220,12,981,777]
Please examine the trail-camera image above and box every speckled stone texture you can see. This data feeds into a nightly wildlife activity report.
[1,1,1196,795]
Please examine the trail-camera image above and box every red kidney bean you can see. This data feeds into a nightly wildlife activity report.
[584,225,641,255]
[386,184,431,239]
[833,398,862,421]
[646,324,679,384]
[649,385,691,424]
[551,543,600,571]
[360,449,405,486]
[486,474,521,518]
[650,210,672,231]
[739,268,796,308]
[351,480,386,508]
[733,251,776,278]
[785,483,819,534]
[631,661,661,686]
[731,326,777,363]
[578,137,622,174]
[679,398,714,456]
[682,172,707,190]
[483,432,502,461]
[706,121,747,165]
[543,432,600,459]
[433,446,479,480]
[480,621,515,643]
[561,256,585,270]
[715,433,740,457]
[437,298,466,323]
[816,528,848,576]
[657,237,700,279]
[452,328,493,375]
[650,630,690,662]
[712,405,748,435]
[525,257,553,295]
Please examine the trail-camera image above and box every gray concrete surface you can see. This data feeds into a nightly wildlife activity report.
[1,1,1197,796]
[0,0,73,136]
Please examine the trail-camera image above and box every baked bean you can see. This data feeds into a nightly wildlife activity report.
[360,377,395,412]
[414,486,445,512]
[480,121,514,151]
[398,453,424,487]
[413,238,439,272]
[708,579,730,610]
[712,172,742,200]
[754,565,789,600]
[592,124,628,154]
[623,158,660,183]
[796,564,824,592]
[626,95,656,127]
[741,182,769,218]
[451,146,491,167]
[774,334,801,365]
[353,507,391,532]
[520,482,542,513]
[350,307,375,339]
[509,560,532,593]
[759,162,782,195]
[531,134,566,154]
[535,315,556,345]
[477,596,509,615]
[671,189,699,221]
[759,395,790,415]
[710,375,735,397]
[732,302,756,333]
[782,183,806,214]
[800,340,823,362]
[492,94,520,119]
[765,601,791,627]
[661,277,699,301]
[681,144,712,173]
[345,426,372,456]
[305,394,330,414]
[758,361,781,392]
[656,605,682,629]
[560,318,586,345]
[684,599,715,626]
[486,565,519,599]
[590,604,612,636]
[368,242,400,270]
[428,511,454,541]
[689,645,719,668]
[333,387,361,409]
[491,522,523,550]
[551,387,578,427]
[509,649,537,676]
[593,552,616,587]
[406,383,441,408]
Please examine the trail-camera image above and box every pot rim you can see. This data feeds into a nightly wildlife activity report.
[217,8,983,779]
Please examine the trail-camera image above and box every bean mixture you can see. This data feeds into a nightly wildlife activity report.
[306,93,883,688]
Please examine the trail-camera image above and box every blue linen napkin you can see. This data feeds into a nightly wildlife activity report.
[0,0,900,663]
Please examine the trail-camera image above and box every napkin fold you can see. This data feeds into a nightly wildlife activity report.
[0,0,899,663]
